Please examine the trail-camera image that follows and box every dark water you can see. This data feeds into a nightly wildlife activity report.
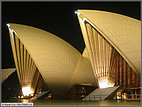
[2,99,141,106]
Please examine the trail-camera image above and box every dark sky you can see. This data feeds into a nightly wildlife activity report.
[2,2,140,69]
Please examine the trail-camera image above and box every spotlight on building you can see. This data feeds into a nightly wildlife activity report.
[98,77,114,89]
[75,11,78,14]
[74,11,80,15]
[6,24,10,27]
[22,86,33,96]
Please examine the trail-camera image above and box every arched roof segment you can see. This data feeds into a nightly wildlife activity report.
[77,10,141,75]
[72,56,97,86]
[8,23,97,98]
[2,68,16,82]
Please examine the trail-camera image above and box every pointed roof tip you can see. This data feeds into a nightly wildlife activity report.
[6,23,10,27]
[74,10,80,16]
[74,10,78,14]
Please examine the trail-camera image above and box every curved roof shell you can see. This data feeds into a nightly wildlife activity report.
[2,68,16,82]
[77,10,141,75]
[8,23,96,98]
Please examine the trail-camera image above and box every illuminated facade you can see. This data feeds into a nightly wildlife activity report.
[7,10,141,99]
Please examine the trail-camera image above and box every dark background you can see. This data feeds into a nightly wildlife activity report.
[2,1,141,69]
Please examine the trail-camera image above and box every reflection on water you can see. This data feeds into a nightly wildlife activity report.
[18,99,31,103]
[2,99,141,106]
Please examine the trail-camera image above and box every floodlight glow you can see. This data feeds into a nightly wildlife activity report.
[75,11,78,14]
[98,78,114,89]
[6,24,10,27]
[22,87,33,96]
[99,79,108,88]
[74,11,80,15]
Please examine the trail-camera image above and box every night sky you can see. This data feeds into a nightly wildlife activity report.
[2,2,140,69]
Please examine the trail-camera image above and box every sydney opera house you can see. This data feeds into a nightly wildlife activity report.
[3,10,141,100]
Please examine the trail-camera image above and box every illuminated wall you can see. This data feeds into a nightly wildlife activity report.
[114,51,140,88]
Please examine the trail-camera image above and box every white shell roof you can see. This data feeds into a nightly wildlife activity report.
[78,10,141,75]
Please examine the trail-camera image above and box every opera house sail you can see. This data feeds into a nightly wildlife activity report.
[7,23,97,99]
[6,10,141,100]
[76,10,141,89]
